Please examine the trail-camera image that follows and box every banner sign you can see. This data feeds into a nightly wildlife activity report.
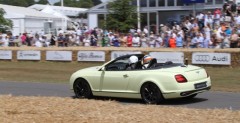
[182,0,205,3]
[78,51,105,61]
[0,50,12,60]
[111,51,142,60]
[149,52,184,63]
[192,53,231,65]
[46,51,72,61]
[17,51,41,60]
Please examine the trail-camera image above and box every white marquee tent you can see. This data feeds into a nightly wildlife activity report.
[0,4,67,36]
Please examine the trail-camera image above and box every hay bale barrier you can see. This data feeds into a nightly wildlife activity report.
[0,47,239,67]
[0,95,240,123]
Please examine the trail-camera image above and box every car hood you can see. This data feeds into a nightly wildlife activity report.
[78,66,102,72]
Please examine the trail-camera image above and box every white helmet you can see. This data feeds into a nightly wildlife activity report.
[129,56,138,64]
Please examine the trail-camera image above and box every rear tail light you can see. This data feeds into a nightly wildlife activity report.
[175,74,188,83]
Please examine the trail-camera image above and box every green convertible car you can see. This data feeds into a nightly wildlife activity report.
[70,54,211,104]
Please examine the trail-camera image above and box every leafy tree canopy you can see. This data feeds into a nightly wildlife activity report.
[106,0,138,33]
[54,0,99,8]
[0,8,12,32]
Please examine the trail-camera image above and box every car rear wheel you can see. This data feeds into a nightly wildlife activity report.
[140,82,163,104]
[73,79,92,99]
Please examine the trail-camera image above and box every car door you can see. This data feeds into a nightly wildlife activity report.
[100,58,130,92]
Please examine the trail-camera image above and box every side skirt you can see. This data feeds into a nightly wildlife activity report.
[92,91,141,99]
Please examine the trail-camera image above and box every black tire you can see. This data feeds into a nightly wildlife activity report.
[140,82,164,104]
[73,78,92,99]
[184,94,197,99]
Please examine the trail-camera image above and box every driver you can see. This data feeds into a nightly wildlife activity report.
[142,55,153,69]
[126,55,138,70]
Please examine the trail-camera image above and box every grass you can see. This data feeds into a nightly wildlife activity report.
[0,61,240,92]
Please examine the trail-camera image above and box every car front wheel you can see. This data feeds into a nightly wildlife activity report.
[73,79,92,99]
[140,82,164,104]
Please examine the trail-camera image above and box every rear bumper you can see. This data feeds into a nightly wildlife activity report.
[162,86,211,99]
[180,86,211,96]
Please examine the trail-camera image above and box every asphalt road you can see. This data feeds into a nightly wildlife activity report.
[0,81,239,110]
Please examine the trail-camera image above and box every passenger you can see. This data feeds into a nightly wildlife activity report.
[141,55,153,69]
[126,56,138,70]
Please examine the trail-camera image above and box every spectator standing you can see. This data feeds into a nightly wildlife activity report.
[149,35,156,48]
[132,33,140,47]
[204,23,212,40]
[101,34,108,47]
[112,34,120,47]
[163,32,169,47]
[57,33,65,47]
[119,33,127,47]
[176,33,183,48]
[203,33,211,48]
[127,33,132,47]
[140,34,148,48]
[21,33,27,45]
[90,34,97,46]
[155,34,163,48]
[229,29,239,48]
[83,33,91,46]
[169,34,176,48]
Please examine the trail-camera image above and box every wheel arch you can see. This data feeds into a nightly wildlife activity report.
[72,77,93,90]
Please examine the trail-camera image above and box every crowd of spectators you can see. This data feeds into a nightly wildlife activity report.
[0,1,240,48]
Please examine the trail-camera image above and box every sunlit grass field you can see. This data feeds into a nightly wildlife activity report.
[0,61,239,92]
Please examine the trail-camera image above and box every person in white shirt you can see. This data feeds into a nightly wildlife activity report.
[149,35,156,48]
[236,14,240,25]
[83,33,91,46]
[1,34,9,47]
[143,26,149,35]
[155,34,163,48]
[132,33,140,47]
[140,34,148,48]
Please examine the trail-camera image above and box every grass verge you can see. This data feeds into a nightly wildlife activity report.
[0,61,239,92]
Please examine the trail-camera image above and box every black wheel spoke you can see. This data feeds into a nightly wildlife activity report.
[141,83,163,104]
[73,79,92,99]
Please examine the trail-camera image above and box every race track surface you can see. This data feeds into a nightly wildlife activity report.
[0,81,239,110]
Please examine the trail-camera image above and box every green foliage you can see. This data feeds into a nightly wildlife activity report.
[0,8,12,33]
[37,0,49,5]
[0,0,35,7]
[106,0,138,33]
[79,0,94,8]
[54,0,95,8]
[92,0,102,6]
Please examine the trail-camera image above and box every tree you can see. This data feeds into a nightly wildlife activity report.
[92,0,102,6]
[79,0,94,8]
[106,0,138,33]
[37,0,49,5]
[0,8,12,33]
[0,0,35,7]
[54,0,94,8]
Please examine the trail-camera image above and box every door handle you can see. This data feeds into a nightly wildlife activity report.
[123,74,129,78]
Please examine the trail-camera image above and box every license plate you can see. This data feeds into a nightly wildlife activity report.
[194,82,207,89]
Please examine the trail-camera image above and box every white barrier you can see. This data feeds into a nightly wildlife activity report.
[111,51,142,60]
[46,51,72,61]
[192,52,231,65]
[17,51,41,60]
[78,51,105,61]
[0,50,12,60]
[149,52,184,63]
